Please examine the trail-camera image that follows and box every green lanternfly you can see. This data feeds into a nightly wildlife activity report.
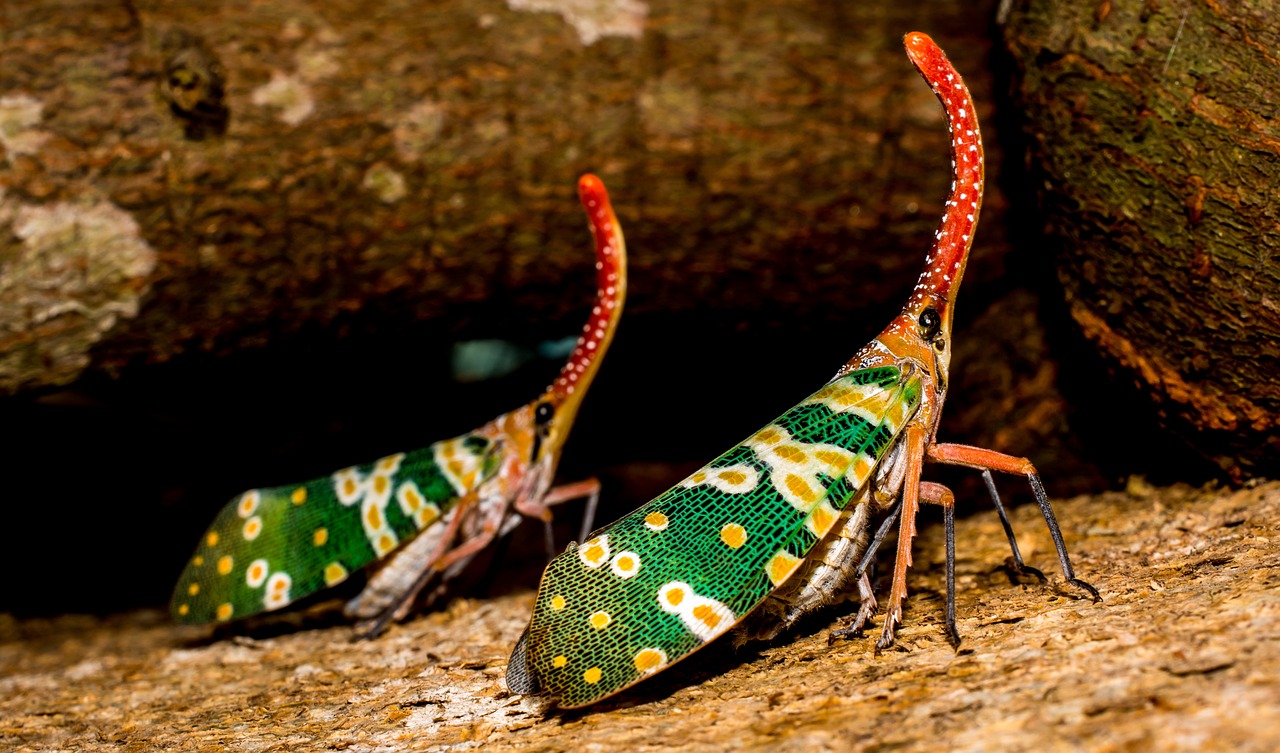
[171,175,627,635]
[506,33,1100,708]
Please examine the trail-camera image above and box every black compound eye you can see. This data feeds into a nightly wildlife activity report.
[535,401,554,425]
[918,307,941,341]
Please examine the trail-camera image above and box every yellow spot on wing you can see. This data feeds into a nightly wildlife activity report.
[403,488,422,510]
[217,555,233,576]
[692,604,721,629]
[192,555,204,567]
[291,487,307,504]
[583,667,602,684]
[785,474,819,504]
[767,550,802,587]
[719,523,747,549]
[553,655,568,668]
[609,551,641,578]
[551,595,566,610]
[216,603,233,621]
[578,535,610,568]
[644,511,669,531]
[237,492,259,517]
[206,531,219,547]
[247,560,267,587]
[807,503,837,538]
[313,528,328,547]
[178,604,189,616]
[718,470,746,485]
[187,583,199,596]
[324,562,348,586]
[589,611,611,629]
[853,454,875,483]
[665,586,685,607]
[633,648,667,675]
[775,445,807,464]
[814,450,852,474]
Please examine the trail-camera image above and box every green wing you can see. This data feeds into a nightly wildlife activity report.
[513,365,922,707]
[171,432,502,624]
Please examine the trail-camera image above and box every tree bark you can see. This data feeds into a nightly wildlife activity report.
[1,0,1013,393]
[1002,0,1280,480]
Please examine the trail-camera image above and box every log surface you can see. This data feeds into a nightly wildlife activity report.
[1,0,1010,393]
[4,480,1277,752]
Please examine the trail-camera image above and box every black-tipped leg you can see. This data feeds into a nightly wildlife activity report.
[944,500,960,648]
[928,444,1100,603]
[981,469,1046,583]
[1027,474,1101,602]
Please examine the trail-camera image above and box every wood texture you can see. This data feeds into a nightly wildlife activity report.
[4,480,1278,751]
[0,0,1011,394]
[1002,0,1280,480]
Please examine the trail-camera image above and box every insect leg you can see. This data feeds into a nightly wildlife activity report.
[927,443,1100,602]
[918,481,959,647]
[981,469,1046,582]
[828,500,900,643]
[515,478,602,559]
[355,492,482,638]
[877,424,928,650]
[538,478,602,545]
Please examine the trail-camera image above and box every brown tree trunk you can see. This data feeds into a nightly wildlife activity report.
[1,1,1014,393]
[1002,0,1280,480]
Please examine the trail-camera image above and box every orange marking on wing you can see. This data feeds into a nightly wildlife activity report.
[692,604,721,629]
[815,450,851,474]
[719,523,747,549]
[785,474,819,503]
[776,446,807,464]
[633,649,665,673]
[767,551,802,586]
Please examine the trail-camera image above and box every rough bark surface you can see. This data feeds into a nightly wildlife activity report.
[4,480,1278,752]
[1002,0,1280,480]
[1,0,1011,393]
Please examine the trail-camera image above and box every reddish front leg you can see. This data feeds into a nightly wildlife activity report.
[927,443,1100,601]
[878,424,927,649]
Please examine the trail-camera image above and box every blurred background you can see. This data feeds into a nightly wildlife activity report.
[1,0,1274,618]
